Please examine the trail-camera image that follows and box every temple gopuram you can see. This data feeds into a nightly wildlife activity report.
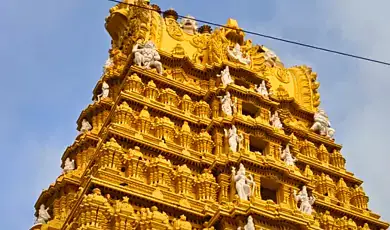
[31,0,389,229]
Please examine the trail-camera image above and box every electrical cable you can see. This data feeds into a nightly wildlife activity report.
[108,0,390,66]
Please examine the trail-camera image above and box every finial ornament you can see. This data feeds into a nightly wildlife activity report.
[293,186,316,215]
[180,15,198,35]
[62,157,75,174]
[132,40,164,75]
[227,43,251,65]
[224,125,243,153]
[35,204,51,224]
[255,80,269,99]
[280,144,297,167]
[218,91,236,116]
[217,66,234,87]
[80,119,92,133]
[270,111,283,129]
[97,81,109,102]
[232,164,255,201]
[311,108,335,140]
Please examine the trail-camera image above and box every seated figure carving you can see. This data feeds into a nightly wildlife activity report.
[132,40,164,75]
[310,108,335,140]
[227,43,251,65]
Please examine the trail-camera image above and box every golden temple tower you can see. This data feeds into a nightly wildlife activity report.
[31,1,389,229]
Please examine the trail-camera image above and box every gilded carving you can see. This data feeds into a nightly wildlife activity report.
[165,17,185,41]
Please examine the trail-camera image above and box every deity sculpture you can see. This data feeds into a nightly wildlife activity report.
[255,80,269,99]
[224,125,243,153]
[80,119,92,133]
[180,15,198,35]
[280,145,297,167]
[227,43,251,65]
[310,108,335,139]
[62,158,75,174]
[97,81,109,102]
[132,40,164,74]
[35,204,51,224]
[293,186,316,215]
[218,92,236,116]
[232,164,255,201]
[103,57,113,73]
[217,66,234,87]
[270,111,283,129]
[237,215,255,230]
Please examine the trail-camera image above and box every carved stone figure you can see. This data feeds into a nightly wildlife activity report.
[238,215,255,230]
[293,186,316,215]
[270,111,283,129]
[311,108,335,139]
[103,57,113,73]
[280,145,297,167]
[224,125,243,153]
[35,204,51,224]
[217,66,234,87]
[255,80,269,99]
[218,92,236,116]
[232,164,255,201]
[180,15,198,35]
[97,81,109,102]
[132,40,164,74]
[80,119,92,133]
[63,157,75,174]
[227,43,251,65]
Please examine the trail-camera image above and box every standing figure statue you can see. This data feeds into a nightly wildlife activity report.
[132,40,164,74]
[97,81,109,102]
[63,158,75,174]
[224,125,243,153]
[103,57,113,73]
[255,80,269,99]
[280,144,297,167]
[232,164,255,201]
[293,186,316,215]
[270,111,283,129]
[310,108,335,139]
[218,92,236,116]
[227,43,251,65]
[217,66,234,87]
[35,204,51,224]
[80,119,92,133]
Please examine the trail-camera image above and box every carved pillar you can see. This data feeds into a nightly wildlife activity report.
[214,132,224,159]
[217,174,230,204]
[235,97,242,116]
[268,142,281,160]
[243,133,250,153]
[211,99,220,119]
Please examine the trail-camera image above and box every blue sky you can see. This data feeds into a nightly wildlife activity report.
[1,0,389,229]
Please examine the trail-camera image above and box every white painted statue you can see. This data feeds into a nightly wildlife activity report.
[217,66,234,87]
[180,15,198,35]
[255,80,269,99]
[280,144,297,167]
[227,43,251,65]
[35,204,51,224]
[224,125,243,153]
[218,92,236,116]
[80,119,92,133]
[63,157,75,174]
[103,57,113,73]
[293,186,316,215]
[310,108,335,139]
[132,40,164,74]
[97,81,109,102]
[232,164,255,201]
[270,111,283,129]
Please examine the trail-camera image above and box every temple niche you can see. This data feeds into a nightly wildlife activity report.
[30,1,388,230]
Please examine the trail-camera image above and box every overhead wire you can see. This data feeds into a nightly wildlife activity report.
[108,0,390,66]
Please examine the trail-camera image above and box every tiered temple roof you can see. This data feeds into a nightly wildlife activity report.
[31,1,388,230]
